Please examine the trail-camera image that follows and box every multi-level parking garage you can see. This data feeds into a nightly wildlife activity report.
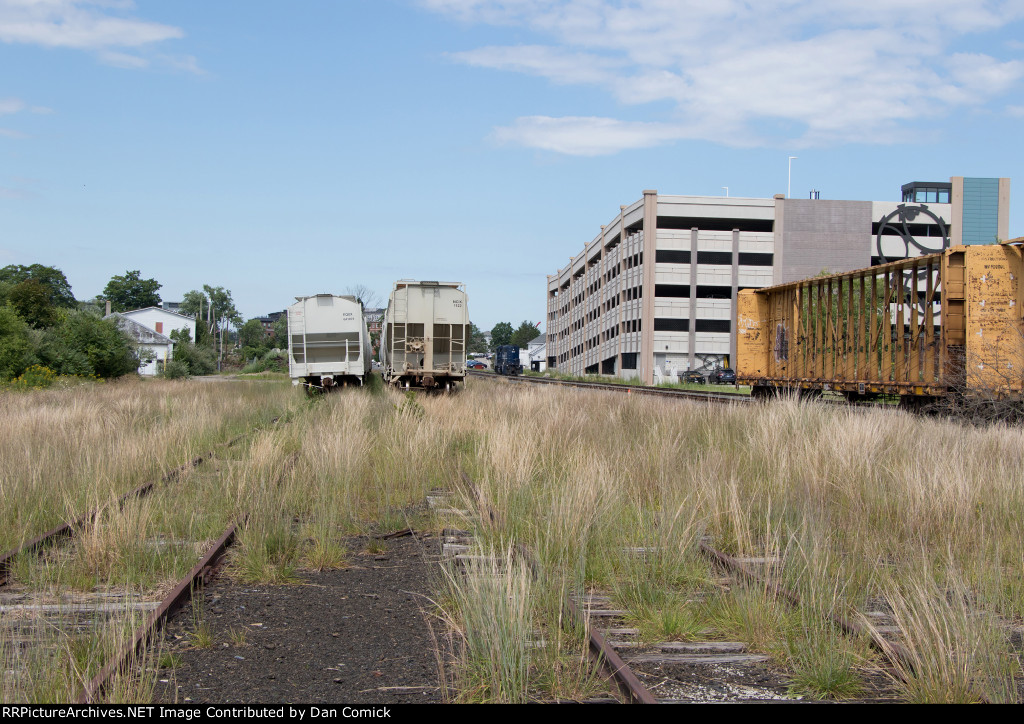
[546,178,1010,384]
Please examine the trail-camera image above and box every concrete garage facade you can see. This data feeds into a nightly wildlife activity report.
[546,178,1010,384]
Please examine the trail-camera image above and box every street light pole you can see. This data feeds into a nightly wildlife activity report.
[787,156,797,199]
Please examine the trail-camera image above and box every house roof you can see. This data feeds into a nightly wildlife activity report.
[120,306,197,323]
[104,313,174,345]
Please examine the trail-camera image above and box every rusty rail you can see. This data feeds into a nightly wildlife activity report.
[696,542,914,672]
[0,417,281,587]
[0,455,205,587]
[468,370,751,405]
[77,518,243,704]
[564,594,658,704]
[464,475,657,704]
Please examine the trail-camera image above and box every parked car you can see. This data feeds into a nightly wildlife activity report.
[466,360,487,370]
[712,368,736,384]
[684,370,706,384]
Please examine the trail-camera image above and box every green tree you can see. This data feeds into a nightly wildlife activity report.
[510,320,540,349]
[467,322,488,354]
[100,270,162,312]
[8,279,59,328]
[0,264,77,308]
[181,286,240,335]
[169,327,192,344]
[180,286,241,370]
[0,306,33,380]
[40,309,140,378]
[166,337,216,376]
[271,316,287,349]
[238,318,268,361]
[490,322,513,350]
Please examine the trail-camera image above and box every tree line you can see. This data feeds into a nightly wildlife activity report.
[0,264,268,383]
[466,320,541,354]
[1,263,545,383]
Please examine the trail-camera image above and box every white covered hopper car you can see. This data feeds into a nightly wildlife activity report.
[287,294,372,390]
[381,280,468,391]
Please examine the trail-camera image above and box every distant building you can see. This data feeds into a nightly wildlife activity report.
[105,307,196,375]
[364,308,384,335]
[546,178,1011,383]
[526,334,546,372]
[256,311,285,338]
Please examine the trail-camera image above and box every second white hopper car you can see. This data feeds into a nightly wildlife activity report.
[287,294,372,390]
[380,280,468,390]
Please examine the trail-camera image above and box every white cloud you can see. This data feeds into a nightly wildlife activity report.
[451,45,622,85]
[97,49,148,68]
[162,54,203,75]
[0,0,182,49]
[0,97,53,139]
[0,0,195,71]
[0,97,25,114]
[423,0,1024,153]
[493,115,694,155]
[2,97,50,115]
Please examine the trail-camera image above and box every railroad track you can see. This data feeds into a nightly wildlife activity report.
[0,416,293,703]
[467,370,753,405]
[77,520,243,703]
[0,417,281,588]
[433,476,916,704]
[571,544,910,704]
[470,371,913,414]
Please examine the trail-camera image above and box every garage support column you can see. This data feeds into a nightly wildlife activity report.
[617,206,626,378]
[641,190,658,385]
[688,227,698,371]
[730,228,740,370]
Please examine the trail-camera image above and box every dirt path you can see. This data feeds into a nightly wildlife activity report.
[153,534,444,704]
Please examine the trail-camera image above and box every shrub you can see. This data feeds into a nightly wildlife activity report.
[160,359,191,380]
[0,306,32,381]
[169,340,217,376]
[40,310,140,378]
[8,364,57,389]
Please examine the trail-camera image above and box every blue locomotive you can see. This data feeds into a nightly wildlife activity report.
[493,345,523,376]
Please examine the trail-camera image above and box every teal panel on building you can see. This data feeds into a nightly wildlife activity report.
[962,177,1000,245]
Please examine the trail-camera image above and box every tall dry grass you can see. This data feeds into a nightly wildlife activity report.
[7,374,1023,702]
[0,378,296,552]
[415,381,1024,702]
[0,378,299,703]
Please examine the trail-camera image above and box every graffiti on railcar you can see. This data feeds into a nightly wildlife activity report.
[774,323,789,363]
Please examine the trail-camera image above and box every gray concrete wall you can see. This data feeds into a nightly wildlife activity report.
[775,199,872,283]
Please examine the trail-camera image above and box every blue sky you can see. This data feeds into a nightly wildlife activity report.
[2,0,1022,331]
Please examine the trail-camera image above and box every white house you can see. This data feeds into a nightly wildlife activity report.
[526,334,546,372]
[105,307,197,376]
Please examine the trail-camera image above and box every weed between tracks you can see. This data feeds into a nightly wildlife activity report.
[427,381,1024,702]
[6,374,1024,702]
[0,378,297,702]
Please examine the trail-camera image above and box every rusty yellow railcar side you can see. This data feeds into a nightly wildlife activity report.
[737,238,1024,400]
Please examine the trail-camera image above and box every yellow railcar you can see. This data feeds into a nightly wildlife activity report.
[737,238,1024,403]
